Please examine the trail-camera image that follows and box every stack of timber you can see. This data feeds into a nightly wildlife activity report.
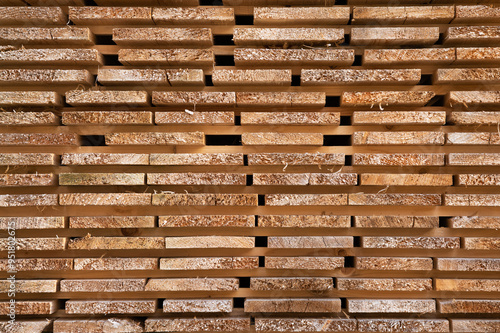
[0,0,499,332]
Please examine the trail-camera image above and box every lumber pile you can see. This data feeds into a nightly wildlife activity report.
[0,1,499,332]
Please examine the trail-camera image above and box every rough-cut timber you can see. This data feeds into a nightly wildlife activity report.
[354,153,444,166]
[0,173,55,187]
[60,279,146,292]
[152,7,234,25]
[118,48,214,66]
[212,69,291,86]
[445,26,500,45]
[0,112,58,126]
[342,91,435,107]
[0,301,57,315]
[0,258,73,271]
[0,216,64,229]
[145,318,250,333]
[437,258,500,271]
[69,6,153,25]
[266,257,344,270]
[98,68,204,86]
[454,5,500,23]
[353,111,446,125]
[362,236,460,249]
[338,278,432,291]
[259,215,349,228]
[448,216,500,229]
[353,131,444,145]
[66,90,149,106]
[159,257,258,270]
[250,277,333,291]
[348,299,435,313]
[437,68,500,84]
[456,47,500,63]
[254,7,349,25]
[0,237,66,251]
[0,133,78,146]
[163,299,233,313]
[245,298,341,313]
[155,111,233,125]
[237,92,325,106]
[351,27,439,45]
[455,131,498,146]
[153,91,235,106]
[164,236,254,248]
[148,173,246,185]
[309,173,358,185]
[59,193,151,206]
[113,28,213,46]
[448,153,500,166]
[53,318,143,333]
[234,48,354,66]
[457,174,500,186]
[444,194,500,206]
[233,28,344,46]
[301,69,421,85]
[356,257,433,271]
[448,91,500,106]
[0,91,61,106]
[74,258,157,271]
[0,194,57,207]
[0,7,66,25]
[0,27,94,45]
[66,300,157,314]
[0,153,56,166]
[0,69,92,85]
[70,216,154,228]
[352,6,454,24]
[438,299,500,313]
[0,321,50,333]
[449,112,500,125]
[152,193,257,206]
[242,133,323,145]
[266,194,348,206]
[105,132,204,145]
[357,319,449,333]
[0,48,103,65]
[248,153,344,165]
[145,278,239,291]
[451,319,500,333]
[61,153,149,165]
[160,215,254,227]
[256,319,355,332]
[350,194,441,206]
[68,236,164,250]
[268,236,353,248]
[360,173,452,186]
[463,237,500,250]
[354,216,438,228]
[363,48,455,65]
[63,111,152,125]
[253,173,356,186]
[60,173,144,186]
[150,153,243,165]
[241,112,339,125]
[0,280,57,293]
[436,279,500,292]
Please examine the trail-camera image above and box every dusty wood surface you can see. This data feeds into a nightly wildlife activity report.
[0,1,499,332]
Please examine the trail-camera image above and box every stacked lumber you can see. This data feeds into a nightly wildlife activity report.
[0,1,499,332]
